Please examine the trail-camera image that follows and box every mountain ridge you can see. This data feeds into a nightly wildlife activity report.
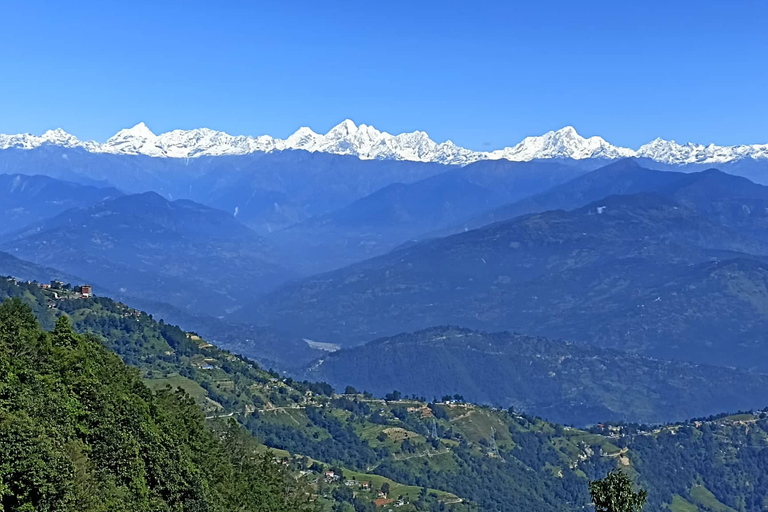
[445,160,768,235]
[250,176,768,371]
[304,325,768,425]
[3,121,768,165]
[0,172,123,234]
[0,192,292,316]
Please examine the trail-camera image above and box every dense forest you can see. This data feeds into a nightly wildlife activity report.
[0,298,318,511]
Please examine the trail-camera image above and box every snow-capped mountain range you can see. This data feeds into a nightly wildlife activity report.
[1,120,767,166]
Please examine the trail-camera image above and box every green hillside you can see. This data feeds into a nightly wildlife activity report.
[4,278,768,512]
[0,298,318,512]
[0,278,469,512]
[305,326,768,425]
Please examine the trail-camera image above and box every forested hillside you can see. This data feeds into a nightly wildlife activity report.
[0,278,468,512]
[305,326,768,425]
[3,280,768,512]
[0,298,318,511]
[0,277,326,417]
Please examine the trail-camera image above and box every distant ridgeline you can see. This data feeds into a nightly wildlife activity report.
[304,326,768,425]
[3,278,768,512]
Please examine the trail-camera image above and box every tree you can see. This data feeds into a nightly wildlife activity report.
[385,390,402,401]
[52,314,77,348]
[589,469,647,512]
[381,482,390,496]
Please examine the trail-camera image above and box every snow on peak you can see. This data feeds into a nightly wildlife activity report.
[276,120,478,164]
[103,122,164,157]
[40,128,85,147]
[327,119,359,137]
[636,138,768,165]
[0,127,98,151]
[124,122,156,139]
[2,121,768,165]
[487,126,634,162]
[284,127,323,151]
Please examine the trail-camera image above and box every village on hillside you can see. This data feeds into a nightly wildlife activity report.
[6,276,93,301]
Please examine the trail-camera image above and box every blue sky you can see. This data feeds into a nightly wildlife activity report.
[1,0,766,150]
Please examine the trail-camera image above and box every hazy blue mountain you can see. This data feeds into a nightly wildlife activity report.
[0,146,610,239]
[306,325,768,425]
[1,192,291,315]
[437,160,768,242]
[189,150,456,233]
[268,160,585,273]
[0,250,86,284]
[0,173,122,234]
[444,160,768,235]
[252,182,768,371]
[0,147,448,233]
[659,168,768,240]
[0,146,168,189]
[637,155,768,185]
[447,159,684,233]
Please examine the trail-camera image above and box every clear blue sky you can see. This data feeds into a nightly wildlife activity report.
[1,0,766,150]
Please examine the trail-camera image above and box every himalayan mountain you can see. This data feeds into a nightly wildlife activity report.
[2,120,768,165]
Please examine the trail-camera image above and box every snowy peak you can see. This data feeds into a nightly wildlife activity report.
[325,119,360,138]
[120,122,156,139]
[2,121,767,165]
[488,126,634,162]
[104,122,164,157]
[277,120,479,165]
[636,138,768,165]
[285,127,322,151]
[0,128,98,151]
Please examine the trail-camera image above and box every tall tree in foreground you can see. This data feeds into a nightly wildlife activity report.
[589,469,647,512]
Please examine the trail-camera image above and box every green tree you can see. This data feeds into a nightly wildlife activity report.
[52,314,77,348]
[589,469,647,512]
